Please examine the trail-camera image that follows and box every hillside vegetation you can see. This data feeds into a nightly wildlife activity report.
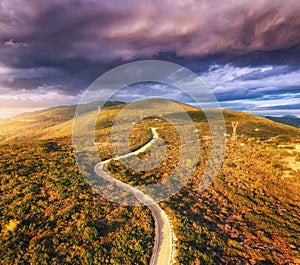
[0,140,153,264]
[0,101,299,264]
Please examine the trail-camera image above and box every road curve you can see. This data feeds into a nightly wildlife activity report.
[94,128,173,265]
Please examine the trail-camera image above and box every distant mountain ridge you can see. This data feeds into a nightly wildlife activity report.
[265,115,300,128]
[283,114,299,119]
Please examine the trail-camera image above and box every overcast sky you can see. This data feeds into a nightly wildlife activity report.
[0,0,300,118]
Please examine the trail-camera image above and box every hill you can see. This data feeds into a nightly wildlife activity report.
[0,100,299,144]
[0,101,124,143]
[0,100,300,264]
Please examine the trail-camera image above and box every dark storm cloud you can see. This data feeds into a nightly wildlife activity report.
[200,63,300,102]
[214,84,300,102]
[1,1,300,67]
[0,0,300,117]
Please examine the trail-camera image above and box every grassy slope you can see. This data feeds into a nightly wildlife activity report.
[0,101,125,143]
[1,101,299,143]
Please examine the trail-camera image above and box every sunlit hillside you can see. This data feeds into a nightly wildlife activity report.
[0,101,299,264]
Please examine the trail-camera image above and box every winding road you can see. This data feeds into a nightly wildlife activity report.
[94,128,173,265]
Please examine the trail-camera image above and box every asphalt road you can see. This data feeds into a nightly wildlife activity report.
[94,128,173,265]
[148,203,172,265]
